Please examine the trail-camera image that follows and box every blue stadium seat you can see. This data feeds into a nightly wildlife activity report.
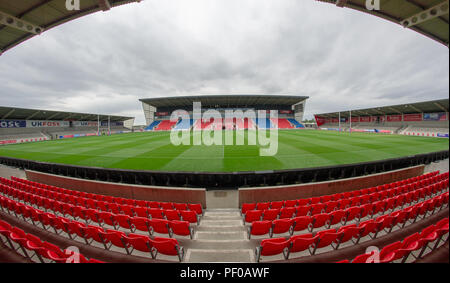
[287,119,305,128]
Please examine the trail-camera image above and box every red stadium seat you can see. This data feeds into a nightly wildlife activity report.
[248,221,272,239]
[98,229,130,254]
[133,206,149,218]
[84,208,101,225]
[359,203,374,220]
[337,224,363,247]
[131,217,152,236]
[358,219,380,239]
[148,208,164,219]
[338,199,351,210]
[244,210,263,223]
[168,221,194,239]
[288,234,318,258]
[107,203,121,214]
[80,225,106,247]
[325,201,339,213]
[241,203,256,215]
[272,219,294,236]
[135,200,147,208]
[160,202,174,210]
[256,238,290,262]
[164,210,181,221]
[188,203,203,216]
[148,201,161,209]
[150,237,184,262]
[270,201,284,209]
[115,214,133,230]
[393,233,421,263]
[328,210,347,228]
[149,218,170,235]
[262,209,280,221]
[351,252,375,263]
[96,201,109,212]
[256,202,271,210]
[98,211,118,230]
[297,199,310,206]
[345,207,361,224]
[378,241,403,263]
[284,200,297,207]
[174,203,188,211]
[119,205,135,217]
[312,229,343,254]
[372,201,387,217]
[180,210,199,224]
[279,207,296,219]
[66,221,86,241]
[296,205,311,217]
[310,214,330,232]
[310,203,326,215]
[124,233,153,257]
[320,195,333,203]
[292,216,312,233]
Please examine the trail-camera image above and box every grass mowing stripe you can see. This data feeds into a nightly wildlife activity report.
[0,130,447,172]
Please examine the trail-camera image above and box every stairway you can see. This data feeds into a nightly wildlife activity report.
[397,125,411,134]
[184,209,258,263]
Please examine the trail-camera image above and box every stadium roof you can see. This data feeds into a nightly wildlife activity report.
[0,0,142,54]
[139,95,309,109]
[315,98,449,118]
[0,0,448,55]
[0,106,134,122]
[318,0,449,46]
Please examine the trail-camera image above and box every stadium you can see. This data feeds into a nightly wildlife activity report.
[0,0,449,267]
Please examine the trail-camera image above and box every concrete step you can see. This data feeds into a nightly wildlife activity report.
[195,231,247,241]
[185,249,255,263]
[185,239,259,250]
[204,210,241,217]
[196,225,247,233]
[199,219,244,227]
[201,215,242,221]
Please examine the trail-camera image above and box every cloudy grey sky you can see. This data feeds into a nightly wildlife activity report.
[1,0,448,124]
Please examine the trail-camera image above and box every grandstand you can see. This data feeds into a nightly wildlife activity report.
[0,106,134,145]
[140,95,307,131]
[314,99,449,137]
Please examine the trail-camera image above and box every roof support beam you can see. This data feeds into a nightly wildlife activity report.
[434,102,449,112]
[26,111,41,120]
[97,0,112,11]
[0,11,44,34]
[47,112,62,120]
[401,1,449,28]
[336,0,348,8]
[388,107,402,114]
[407,105,423,113]
[2,109,15,119]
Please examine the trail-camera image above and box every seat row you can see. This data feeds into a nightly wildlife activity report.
[339,217,449,263]
[0,194,186,261]
[0,219,103,263]
[4,176,203,214]
[250,187,448,239]
[0,187,196,239]
[242,171,445,214]
[245,177,448,226]
[254,191,449,262]
[0,183,201,224]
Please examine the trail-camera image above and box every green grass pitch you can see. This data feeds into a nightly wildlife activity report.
[0,130,448,172]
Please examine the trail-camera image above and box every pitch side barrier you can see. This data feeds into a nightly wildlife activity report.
[0,150,448,189]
